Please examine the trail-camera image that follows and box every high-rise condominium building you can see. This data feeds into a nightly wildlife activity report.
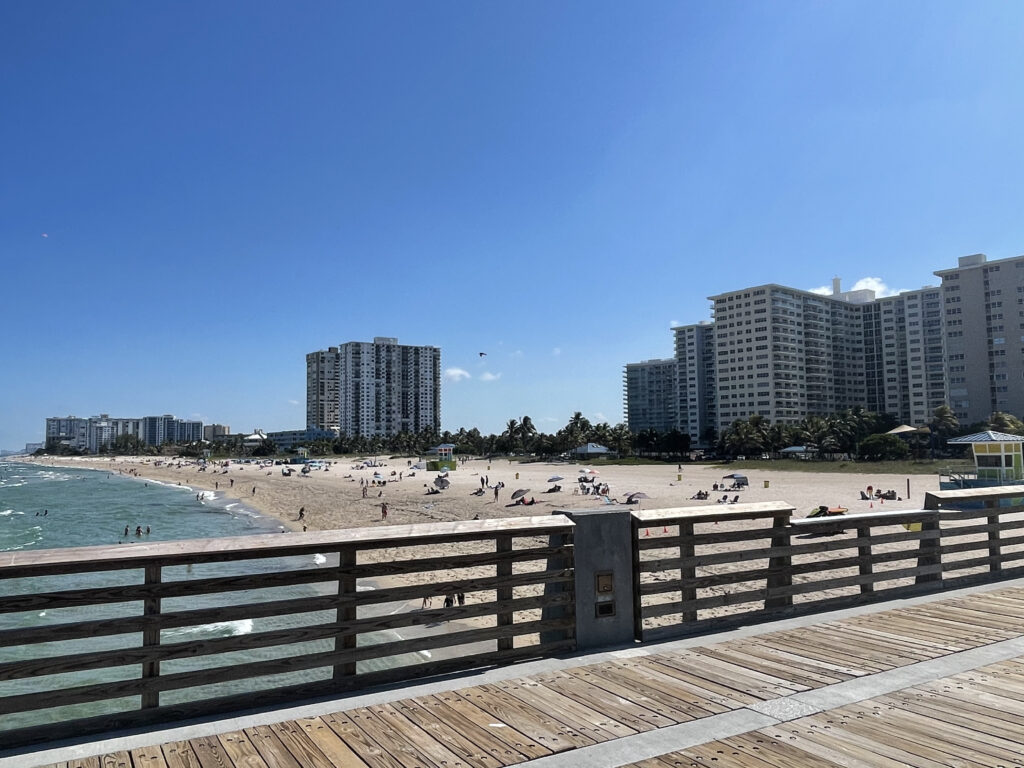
[709,282,868,432]
[306,337,441,438]
[623,359,677,434]
[673,322,717,442]
[625,252,1024,445]
[936,253,1024,423]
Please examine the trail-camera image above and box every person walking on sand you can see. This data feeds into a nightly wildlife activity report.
[297,507,305,521]
[380,502,388,521]
[493,486,499,501]
[252,486,256,496]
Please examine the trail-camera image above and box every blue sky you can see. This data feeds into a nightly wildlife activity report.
[4,2,1024,448]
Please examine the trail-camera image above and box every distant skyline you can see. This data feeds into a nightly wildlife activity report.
[5,2,1024,448]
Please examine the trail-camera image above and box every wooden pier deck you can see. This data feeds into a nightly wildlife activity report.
[29,580,1024,768]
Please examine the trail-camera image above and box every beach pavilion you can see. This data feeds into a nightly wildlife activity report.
[572,443,610,458]
[948,430,1024,485]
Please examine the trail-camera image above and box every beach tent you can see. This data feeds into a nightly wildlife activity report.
[780,446,811,454]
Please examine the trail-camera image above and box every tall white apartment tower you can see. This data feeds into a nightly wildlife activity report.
[708,283,869,433]
[307,338,441,438]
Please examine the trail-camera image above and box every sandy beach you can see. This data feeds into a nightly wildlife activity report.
[24,454,937,534]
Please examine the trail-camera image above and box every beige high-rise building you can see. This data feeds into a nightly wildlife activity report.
[935,253,1024,424]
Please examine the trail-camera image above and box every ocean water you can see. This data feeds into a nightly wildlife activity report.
[0,461,410,733]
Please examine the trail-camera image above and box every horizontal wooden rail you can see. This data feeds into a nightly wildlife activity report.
[0,515,575,750]
[632,490,1024,641]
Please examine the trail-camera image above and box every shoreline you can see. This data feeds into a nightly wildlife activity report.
[21,456,304,533]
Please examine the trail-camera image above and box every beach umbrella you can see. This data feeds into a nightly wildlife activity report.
[511,488,529,500]
[433,477,450,489]
[547,475,564,482]
[587,469,600,475]
[722,473,746,479]
[628,492,650,500]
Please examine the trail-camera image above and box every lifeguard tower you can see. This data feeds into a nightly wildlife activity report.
[427,443,457,472]
[947,431,1024,486]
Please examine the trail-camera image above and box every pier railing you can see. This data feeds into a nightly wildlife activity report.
[0,515,575,749]
[632,489,1024,640]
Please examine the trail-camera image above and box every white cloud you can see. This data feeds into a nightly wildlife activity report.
[850,277,901,297]
[287,399,300,406]
[511,349,524,358]
[593,412,607,422]
[480,371,502,382]
[445,368,471,382]
[669,319,679,328]
[809,277,904,298]
[551,347,561,356]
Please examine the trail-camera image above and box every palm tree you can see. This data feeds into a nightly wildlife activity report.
[930,405,960,437]
[503,419,519,454]
[518,416,537,454]
[989,412,1024,435]
[609,423,632,457]
[565,412,591,451]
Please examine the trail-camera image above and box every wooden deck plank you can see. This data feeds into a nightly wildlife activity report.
[66,760,100,768]
[320,712,407,768]
[646,652,798,700]
[808,622,945,659]
[758,720,928,768]
[532,668,677,731]
[214,731,270,768]
[243,725,303,768]
[190,736,235,768]
[385,699,508,768]
[343,706,442,768]
[161,741,203,768]
[812,706,984,768]
[865,695,1019,767]
[563,664,713,721]
[670,739,780,767]
[292,716,371,768]
[129,745,171,768]
[267,720,340,768]
[460,684,596,749]
[600,658,739,714]
[726,732,848,767]
[820,620,962,655]
[492,677,635,742]
[367,703,472,768]
[752,631,893,672]
[423,691,554,759]
[864,702,1024,765]
[695,644,845,688]
[779,625,930,665]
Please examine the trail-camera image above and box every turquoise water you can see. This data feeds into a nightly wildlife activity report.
[0,461,410,734]
[0,461,280,551]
